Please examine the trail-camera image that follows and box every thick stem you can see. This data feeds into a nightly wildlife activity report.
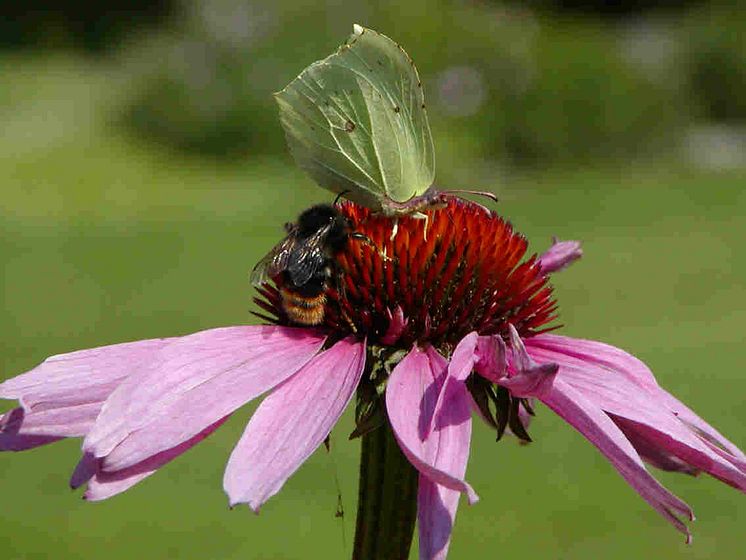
[352,419,419,560]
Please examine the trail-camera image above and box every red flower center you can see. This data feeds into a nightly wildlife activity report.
[255,197,557,350]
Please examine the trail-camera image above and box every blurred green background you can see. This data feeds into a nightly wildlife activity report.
[1,0,744,558]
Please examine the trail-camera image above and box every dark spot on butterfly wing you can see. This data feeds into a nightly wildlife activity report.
[393,106,400,113]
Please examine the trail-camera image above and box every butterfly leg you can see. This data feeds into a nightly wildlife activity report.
[410,211,429,241]
[389,219,399,242]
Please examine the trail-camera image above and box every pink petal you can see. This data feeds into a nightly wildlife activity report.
[1,403,100,451]
[614,416,745,487]
[613,417,700,475]
[429,333,477,435]
[418,474,461,560]
[537,238,583,274]
[656,390,746,463]
[84,326,325,471]
[525,334,660,391]
[525,337,746,491]
[223,337,365,510]
[381,306,408,345]
[85,468,154,502]
[542,379,694,542]
[446,333,478,383]
[0,338,174,449]
[386,345,478,504]
[84,416,229,501]
[0,338,174,406]
[528,334,746,462]
[0,408,61,451]
[70,452,98,488]
[500,326,558,398]
[474,334,507,382]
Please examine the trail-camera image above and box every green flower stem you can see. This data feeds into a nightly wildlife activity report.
[353,418,418,560]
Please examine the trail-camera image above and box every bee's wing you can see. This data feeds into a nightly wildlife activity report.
[286,223,333,287]
[250,233,298,286]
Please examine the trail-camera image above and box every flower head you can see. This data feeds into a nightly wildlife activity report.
[2,197,744,558]
[257,198,557,347]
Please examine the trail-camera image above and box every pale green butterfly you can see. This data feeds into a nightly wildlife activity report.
[275,24,495,217]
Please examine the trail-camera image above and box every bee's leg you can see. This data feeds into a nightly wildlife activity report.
[333,267,358,333]
[350,232,392,262]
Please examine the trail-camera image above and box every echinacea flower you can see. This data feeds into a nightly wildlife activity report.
[2,197,744,559]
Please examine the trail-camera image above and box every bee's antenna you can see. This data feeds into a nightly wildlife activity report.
[333,190,351,206]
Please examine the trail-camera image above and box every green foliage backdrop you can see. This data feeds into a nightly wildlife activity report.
[1,2,745,558]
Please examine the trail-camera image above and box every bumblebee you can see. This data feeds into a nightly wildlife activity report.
[251,204,363,326]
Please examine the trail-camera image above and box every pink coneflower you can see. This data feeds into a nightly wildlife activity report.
[1,198,744,559]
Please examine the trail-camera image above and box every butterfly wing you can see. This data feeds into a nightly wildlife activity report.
[274,24,435,210]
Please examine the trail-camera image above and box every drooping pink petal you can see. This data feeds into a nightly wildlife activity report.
[381,306,408,345]
[84,326,325,471]
[538,238,583,274]
[418,474,461,560]
[429,332,477,435]
[0,404,101,451]
[656,390,746,463]
[525,334,661,392]
[541,379,694,541]
[527,334,746,463]
[505,334,702,539]
[0,338,175,449]
[386,344,478,504]
[83,416,229,501]
[70,452,98,489]
[471,335,512,430]
[425,344,475,499]
[616,416,746,487]
[85,466,154,502]
[411,339,477,559]
[223,337,365,510]
[474,334,507,383]
[613,417,700,475]
[0,338,174,406]
[524,336,746,492]
[497,327,558,398]
[0,408,61,451]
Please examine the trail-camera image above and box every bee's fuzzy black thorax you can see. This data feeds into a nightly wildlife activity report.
[297,204,351,252]
[252,203,359,327]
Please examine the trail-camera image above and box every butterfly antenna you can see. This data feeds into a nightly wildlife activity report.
[442,189,498,203]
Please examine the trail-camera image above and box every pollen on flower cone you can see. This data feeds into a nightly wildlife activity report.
[256,197,557,348]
